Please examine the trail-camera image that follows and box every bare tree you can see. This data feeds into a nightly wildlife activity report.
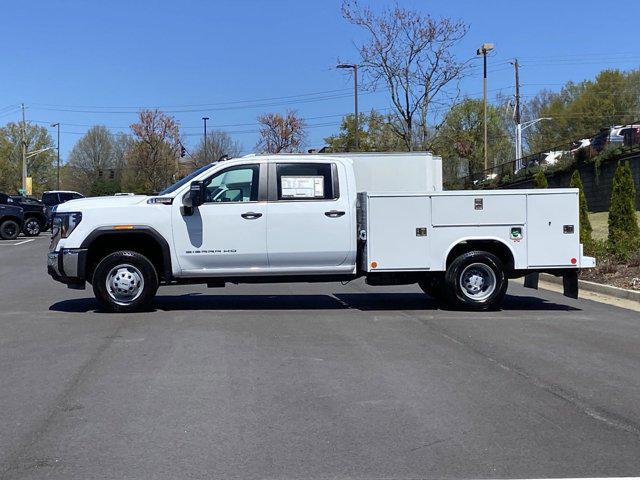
[342,1,469,150]
[191,130,243,167]
[66,126,115,188]
[256,110,307,153]
[124,109,181,193]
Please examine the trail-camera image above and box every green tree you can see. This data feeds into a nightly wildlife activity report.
[0,122,56,195]
[324,110,406,152]
[524,69,640,153]
[569,170,593,246]
[608,161,640,255]
[533,170,548,188]
[431,98,513,178]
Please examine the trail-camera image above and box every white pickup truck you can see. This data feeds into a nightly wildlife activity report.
[47,152,595,312]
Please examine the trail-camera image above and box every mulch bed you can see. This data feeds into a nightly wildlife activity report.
[579,260,640,291]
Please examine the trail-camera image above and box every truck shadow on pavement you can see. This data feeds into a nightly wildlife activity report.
[49,292,579,313]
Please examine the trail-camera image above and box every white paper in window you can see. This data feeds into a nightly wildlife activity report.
[281,176,324,198]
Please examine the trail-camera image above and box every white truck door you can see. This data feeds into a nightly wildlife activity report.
[266,162,352,269]
[172,163,268,274]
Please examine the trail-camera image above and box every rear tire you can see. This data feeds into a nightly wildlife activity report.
[444,250,507,311]
[418,274,447,305]
[0,220,20,240]
[92,250,158,313]
[23,217,41,236]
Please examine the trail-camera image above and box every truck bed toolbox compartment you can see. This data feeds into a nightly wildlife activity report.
[358,193,430,271]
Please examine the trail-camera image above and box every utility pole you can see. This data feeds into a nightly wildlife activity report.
[51,123,60,189]
[512,59,522,170]
[353,64,358,151]
[476,43,494,171]
[21,103,27,193]
[337,63,359,151]
[202,117,209,164]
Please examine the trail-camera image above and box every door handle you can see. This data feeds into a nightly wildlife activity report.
[241,212,262,219]
[324,210,345,218]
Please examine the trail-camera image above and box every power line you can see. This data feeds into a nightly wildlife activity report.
[27,87,360,111]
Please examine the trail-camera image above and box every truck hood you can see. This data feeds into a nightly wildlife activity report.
[55,195,150,212]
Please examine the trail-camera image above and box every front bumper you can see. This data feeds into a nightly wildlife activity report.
[47,248,88,289]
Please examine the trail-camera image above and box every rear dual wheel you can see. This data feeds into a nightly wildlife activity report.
[420,250,508,311]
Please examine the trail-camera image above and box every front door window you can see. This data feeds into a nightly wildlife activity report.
[205,165,259,203]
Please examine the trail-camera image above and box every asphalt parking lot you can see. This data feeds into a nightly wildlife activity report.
[1,237,640,479]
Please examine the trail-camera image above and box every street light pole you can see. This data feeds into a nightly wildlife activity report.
[476,43,494,171]
[51,123,60,189]
[21,103,27,193]
[337,63,359,151]
[202,117,209,163]
[515,117,552,171]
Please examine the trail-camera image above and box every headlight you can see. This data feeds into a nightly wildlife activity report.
[52,212,82,238]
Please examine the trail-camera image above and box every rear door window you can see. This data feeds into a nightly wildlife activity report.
[275,163,337,201]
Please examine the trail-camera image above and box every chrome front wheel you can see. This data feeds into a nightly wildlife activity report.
[105,264,145,306]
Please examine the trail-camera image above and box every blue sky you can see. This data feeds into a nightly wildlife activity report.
[1,0,639,160]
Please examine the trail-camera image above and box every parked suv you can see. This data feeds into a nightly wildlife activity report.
[41,191,84,208]
[42,191,84,227]
[0,200,24,240]
[9,195,50,236]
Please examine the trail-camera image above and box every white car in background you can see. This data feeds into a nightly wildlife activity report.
[609,125,640,146]
[570,138,591,152]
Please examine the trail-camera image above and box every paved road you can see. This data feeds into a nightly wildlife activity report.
[1,238,640,479]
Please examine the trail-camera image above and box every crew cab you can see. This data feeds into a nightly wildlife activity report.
[47,153,595,313]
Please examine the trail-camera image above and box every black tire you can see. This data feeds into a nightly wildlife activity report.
[418,274,448,305]
[444,250,507,311]
[0,220,20,240]
[22,217,41,237]
[92,250,158,313]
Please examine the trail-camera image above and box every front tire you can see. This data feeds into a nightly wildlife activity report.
[92,251,158,313]
[0,220,20,240]
[444,251,507,311]
[23,217,41,236]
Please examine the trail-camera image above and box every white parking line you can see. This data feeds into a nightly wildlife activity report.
[0,238,41,246]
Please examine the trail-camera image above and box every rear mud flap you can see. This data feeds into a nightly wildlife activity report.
[563,270,579,299]
[523,272,539,290]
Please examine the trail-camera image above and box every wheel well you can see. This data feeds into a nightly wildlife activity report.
[446,240,515,272]
[85,232,168,281]
[1,216,22,226]
[24,213,46,225]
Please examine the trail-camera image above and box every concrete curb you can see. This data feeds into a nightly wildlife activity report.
[539,273,640,302]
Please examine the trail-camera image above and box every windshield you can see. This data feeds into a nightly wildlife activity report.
[157,163,215,196]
